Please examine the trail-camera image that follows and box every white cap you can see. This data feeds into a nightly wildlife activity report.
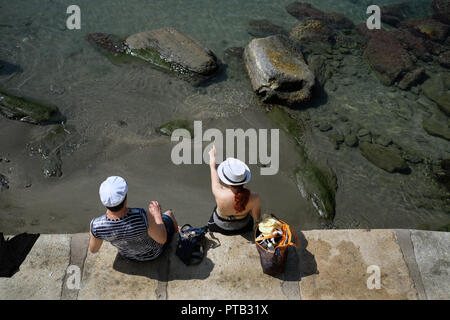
[217,158,251,186]
[99,176,128,207]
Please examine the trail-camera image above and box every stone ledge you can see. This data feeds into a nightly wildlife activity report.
[0,229,448,300]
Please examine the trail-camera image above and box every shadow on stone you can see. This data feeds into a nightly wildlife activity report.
[112,239,214,281]
[0,233,40,277]
[270,231,318,281]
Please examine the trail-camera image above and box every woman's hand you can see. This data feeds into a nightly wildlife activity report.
[208,145,216,167]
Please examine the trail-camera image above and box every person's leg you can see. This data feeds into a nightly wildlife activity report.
[161,210,178,246]
[162,209,179,232]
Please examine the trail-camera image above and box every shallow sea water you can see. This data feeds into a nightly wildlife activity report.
[0,0,448,233]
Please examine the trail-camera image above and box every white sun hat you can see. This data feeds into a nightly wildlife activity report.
[217,158,251,186]
[99,176,128,207]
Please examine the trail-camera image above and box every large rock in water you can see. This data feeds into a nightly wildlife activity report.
[125,28,218,76]
[433,0,450,25]
[0,91,60,125]
[359,142,409,173]
[243,35,315,106]
[363,30,414,86]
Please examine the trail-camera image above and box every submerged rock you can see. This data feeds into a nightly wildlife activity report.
[289,19,334,53]
[423,110,450,141]
[434,158,450,190]
[246,19,287,38]
[285,2,354,29]
[243,35,315,106]
[295,161,336,220]
[438,51,450,68]
[380,2,410,27]
[397,67,425,90]
[402,18,449,43]
[28,124,82,178]
[359,142,409,173]
[125,28,219,77]
[0,173,8,191]
[306,54,333,86]
[344,134,358,147]
[0,91,61,125]
[224,47,245,59]
[421,73,450,116]
[157,119,193,136]
[433,0,450,25]
[391,28,433,62]
[86,33,127,56]
[363,30,414,86]
[43,150,62,178]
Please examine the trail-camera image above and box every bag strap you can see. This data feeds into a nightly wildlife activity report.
[267,214,299,249]
[283,224,299,248]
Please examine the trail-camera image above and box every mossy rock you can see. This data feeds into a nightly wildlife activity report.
[128,47,174,72]
[265,106,303,143]
[295,161,336,220]
[359,142,409,173]
[266,106,336,219]
[157,119,194,136]
[0,90,60,124]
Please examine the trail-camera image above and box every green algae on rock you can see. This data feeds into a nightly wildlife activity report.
[0,91,60,125]
[87,28,219,80]
[359,142,409,173]
[267,106,336,219]
[295,161,336,220]
[157,119,194,137]
[125,28,218,77]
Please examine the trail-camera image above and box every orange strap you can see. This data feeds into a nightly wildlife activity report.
[255,215,299,250]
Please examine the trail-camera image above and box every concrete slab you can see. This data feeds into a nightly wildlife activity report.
[299,229,418,300]
[167,233,290,300]
[410,230,450,300]
[61,233,90,300]
[78,241,161,299]
[392,229,427,300]
[0,234,70,300]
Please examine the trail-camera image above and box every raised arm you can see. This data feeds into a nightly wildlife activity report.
[209,145,223,197]
[146,200,167,244]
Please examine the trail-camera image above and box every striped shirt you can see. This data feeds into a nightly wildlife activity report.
[90,208,164,261]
